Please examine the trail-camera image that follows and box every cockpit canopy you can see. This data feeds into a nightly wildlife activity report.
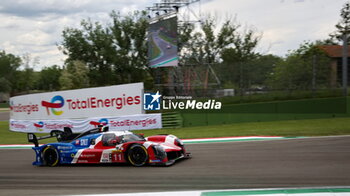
[101,133,145,146]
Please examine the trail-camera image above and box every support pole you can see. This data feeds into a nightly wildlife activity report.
[342,34,348,96]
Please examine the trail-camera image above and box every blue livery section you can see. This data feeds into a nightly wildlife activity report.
[32,133,102,166]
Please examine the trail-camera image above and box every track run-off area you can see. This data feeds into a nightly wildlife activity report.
[0,136,349,196]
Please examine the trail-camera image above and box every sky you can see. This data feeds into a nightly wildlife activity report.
[0,0,347,70]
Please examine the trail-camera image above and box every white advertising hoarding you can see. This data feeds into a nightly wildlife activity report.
[10,83,144,120]
[9,82,163,132]
[10,114,162,133]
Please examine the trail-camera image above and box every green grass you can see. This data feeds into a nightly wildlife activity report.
[149,36,161,59]
[1,117,350,144]
[134,117,350,139]
[0,122,57,144]
[0,122,31,144]
[158,32,177,45]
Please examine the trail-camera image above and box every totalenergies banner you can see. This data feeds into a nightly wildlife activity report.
[10,114,162,133]
[10,83,143,120]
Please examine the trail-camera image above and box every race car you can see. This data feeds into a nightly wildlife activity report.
[27,126,191,167]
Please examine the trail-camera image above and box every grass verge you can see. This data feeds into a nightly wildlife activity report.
[1,117,350,144]
[135,117,350,139]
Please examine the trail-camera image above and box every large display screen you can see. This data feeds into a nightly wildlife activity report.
[148,16,178,68]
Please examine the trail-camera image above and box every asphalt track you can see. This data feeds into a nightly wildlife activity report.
[0,136,349,196]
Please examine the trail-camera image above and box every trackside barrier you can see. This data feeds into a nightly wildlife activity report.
[179,97,350,127]
[162,112,183,128]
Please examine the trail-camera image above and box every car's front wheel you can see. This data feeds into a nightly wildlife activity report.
[127,144,148,167]
[42,146,59,166]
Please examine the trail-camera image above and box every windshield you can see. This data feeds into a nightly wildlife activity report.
[120,134,145,143]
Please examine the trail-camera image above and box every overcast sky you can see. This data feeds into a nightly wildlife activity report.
[0,0,347,70]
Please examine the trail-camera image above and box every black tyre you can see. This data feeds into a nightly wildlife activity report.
[127,144,148,167]
[42,146,59,166]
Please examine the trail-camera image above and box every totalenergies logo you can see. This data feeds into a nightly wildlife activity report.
[90,118,109,127]
[33,121,44,128]
[41,95,65,115]
[34,121,44,131]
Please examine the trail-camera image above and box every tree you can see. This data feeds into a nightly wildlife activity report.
[252,55,282,86]
[60,11,150,87]
[268,42,331,90]
[180,15,241,65]
[61,11,262,91]
[37,65,62,91]
[11,53,39,93]
[219,54,282,89]
[59,68,74,90]
[178,15,261,92]
[109,11,150,84]
[68,60,89,89]
[330,2,350,44]
[0,77,11,92]
[0,51,21,93]
[59,60,89,90]
[218,26,261,89]
[61,20,113,86]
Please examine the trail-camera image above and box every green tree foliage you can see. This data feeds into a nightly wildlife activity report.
[268,42,331,90]
[59,68,74,90]
[252,55,282,86]
[217,25,261,89]
[11,54,39,94]
[178,23,195,53]
[178,15,261,90]
[180,15,242,65]
[219,53,280,89]
[37,65,62,91]
[0,51,21,93]
[330,2,350,44]
[0,77,11,92]
[60,11,150,87]
[59,60,89,90]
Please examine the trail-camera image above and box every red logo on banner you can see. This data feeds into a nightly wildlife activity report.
[42,95,65,115]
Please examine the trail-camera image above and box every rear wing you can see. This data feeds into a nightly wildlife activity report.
[27,126,108,147]
[27,132,57,147]
[27,127,77,147]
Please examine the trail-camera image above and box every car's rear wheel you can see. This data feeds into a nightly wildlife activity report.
[127,144,148,167]
[42,146,59,166]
